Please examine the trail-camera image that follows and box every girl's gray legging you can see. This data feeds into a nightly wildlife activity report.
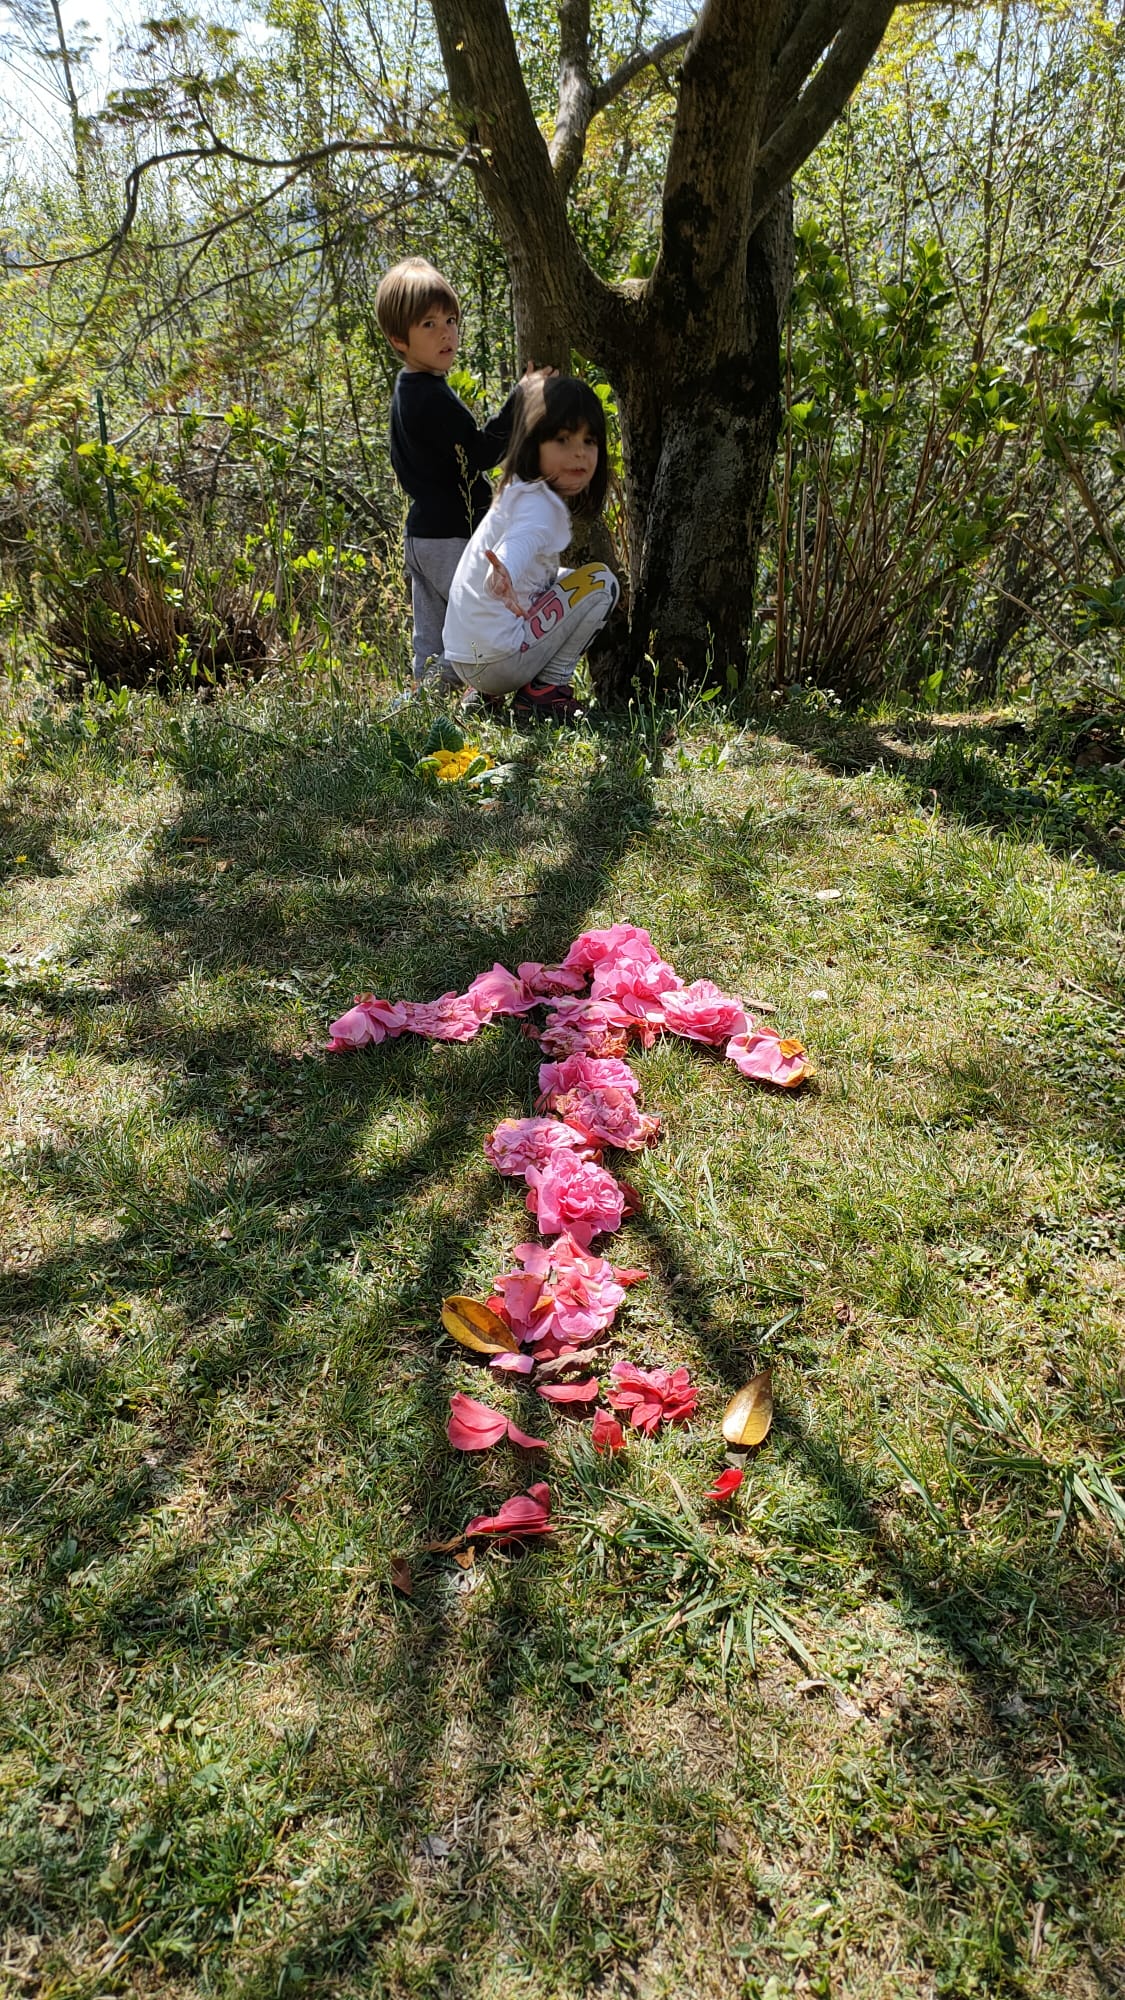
[450,563,619,695]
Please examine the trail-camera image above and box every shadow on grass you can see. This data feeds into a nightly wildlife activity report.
[763,707,1125,876]
[2,699,1124,1995]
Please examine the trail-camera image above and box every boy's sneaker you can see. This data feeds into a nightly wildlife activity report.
[510,679,587,724]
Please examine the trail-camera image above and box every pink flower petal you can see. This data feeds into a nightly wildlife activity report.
[725,1025,810,1088]
[661,979,746,1046]
[448,1393,508,1450]
[464,1482,552,1540]
[505,1419,548,1451]
[399,993,484,1041]
[605,1360,698,1434]
[591,1408,626,1454]
[464,963,540,1018]
[489,1351,536,1375]
[524,1153,625,1245]
[326,996,408,1050]
[536,1378,600,1405]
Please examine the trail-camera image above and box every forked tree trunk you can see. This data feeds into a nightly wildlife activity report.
[427,0,890,695]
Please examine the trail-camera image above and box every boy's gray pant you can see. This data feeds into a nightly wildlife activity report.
[403,535,466,685]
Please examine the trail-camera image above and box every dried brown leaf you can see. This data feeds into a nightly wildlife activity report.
[440,1295,519,1355]
[454,1548,476,1570]
[389,1557,413,1597]
[722,1368,774,1449]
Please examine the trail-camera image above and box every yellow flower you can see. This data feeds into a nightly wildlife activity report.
[434,745,493,783]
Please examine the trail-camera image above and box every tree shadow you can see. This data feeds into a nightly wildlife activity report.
[3,701,1123,1995]
[759,707,1125,875]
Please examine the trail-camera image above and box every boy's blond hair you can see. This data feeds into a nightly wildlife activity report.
[375,258,461,348]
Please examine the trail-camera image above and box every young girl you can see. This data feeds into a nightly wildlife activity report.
[442,375,619,721]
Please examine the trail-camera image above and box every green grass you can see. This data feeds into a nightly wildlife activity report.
[2,671,1124,1998]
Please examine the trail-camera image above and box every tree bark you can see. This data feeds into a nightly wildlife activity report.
[428,0,893,691]
[595,188,794,695]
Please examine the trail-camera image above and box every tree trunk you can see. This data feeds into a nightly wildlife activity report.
[593,189,794,696]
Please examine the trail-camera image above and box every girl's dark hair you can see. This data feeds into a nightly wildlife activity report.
[500,374,608,517]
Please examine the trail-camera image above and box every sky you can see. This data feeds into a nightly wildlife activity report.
[1,0,132,167]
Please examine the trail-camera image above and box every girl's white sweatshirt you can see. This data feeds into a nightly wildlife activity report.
[443,477,573,666]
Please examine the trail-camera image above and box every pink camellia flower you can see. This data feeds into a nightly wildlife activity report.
[591,1407,626,1453]
[398,992,484,1041]
[464,962,540,1019]
[536,1377,600,1406]
[448,1392,545,1452]
[562,925,659,974]
[704,1467,744,1502]
[487,1235,643,1351]
[590,954,682,1024]
[517,961,587,997]
[484,1117,592,1179]
[538,997,633,1059]
[725,1021,810,1088]
[326,995,408,1051]
[525,1152,625,1245]
[606,1360,698,1436]
[464,1482,552,1541]
[556,1085,660,1153]
[537,1052,641,1104]
[549,1240,629,1342]
[661,978,746,1047]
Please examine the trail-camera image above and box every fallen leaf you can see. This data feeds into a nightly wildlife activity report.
[389,1557,413,1596]
[454,1547,476,1570]
[440,1295,519,1355]
[418,1834,452,1860]
[722,1368,774,1448]
[834,1300,854,1326]
[420,1533,468,1554]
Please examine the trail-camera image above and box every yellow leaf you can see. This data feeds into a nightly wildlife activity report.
[722,1368,774,1448]
[440,1295,519,1355]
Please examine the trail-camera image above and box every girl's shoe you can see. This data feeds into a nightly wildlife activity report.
[511,679,586,724]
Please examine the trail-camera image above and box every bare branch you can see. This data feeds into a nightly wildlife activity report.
[16,131,466,271]
[592,27,695,115]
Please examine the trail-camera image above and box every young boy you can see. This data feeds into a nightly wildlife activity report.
[375,257,524,689]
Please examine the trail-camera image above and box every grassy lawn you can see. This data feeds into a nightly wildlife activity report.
[1,673,1124,1999]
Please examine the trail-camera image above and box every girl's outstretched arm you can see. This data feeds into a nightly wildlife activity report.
[484,549,529,618]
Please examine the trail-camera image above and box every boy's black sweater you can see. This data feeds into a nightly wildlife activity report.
[390,370,520,539]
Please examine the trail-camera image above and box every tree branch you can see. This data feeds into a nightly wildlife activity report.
[430,0,624,360]
[751,0,896,226]
[592,28,695,114]
[651,0,777,341]
[551,0,594,195]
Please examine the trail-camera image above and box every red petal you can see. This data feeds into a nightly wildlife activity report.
[536,1378,600,1405]
[505,1418,547,1450]
[464,1482,552,1539]
[448,1393,508,1450]
[704,1467,745,1502]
